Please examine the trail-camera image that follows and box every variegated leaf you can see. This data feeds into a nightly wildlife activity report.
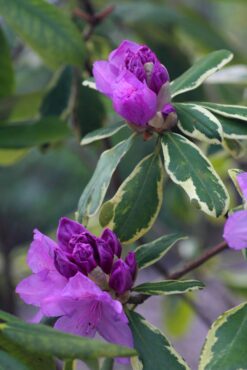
[127,311,190,370]
[77,135,135,224]
[162,133,229,217]
[222,138,245,159]
[212,113,247,139]
[200,102,247,122]
[132,280,204,295]
[135,233,186,270]
[80,122,127,146]
[170,50,233,98]
[175,103,223,143]
[99,153,164,244]
[199,302,247,370]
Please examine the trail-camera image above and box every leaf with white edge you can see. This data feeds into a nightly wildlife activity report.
[135,233,186,270]
[162,133,229,217]
[80,122,128,146]
[212,114,247,139]
[200,102,247,122]
[228,169,245,199]
[199,302,247,370]
[82,80,96,90]
[222,138,245,159]
[170,50,233,98]
[175,103,223,143]
[132,280,204,295]
[77,135,135,224]
[99,153,164,244]
[0,118,71,148]
[127,311,190,370]
[0,321,136,360]
[0,0,84,68]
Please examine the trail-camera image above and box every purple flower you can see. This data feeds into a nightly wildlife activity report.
[109,252,137,295]
[16,218,124,317]
[223,172,247,250]
[93,40,175,129]
[42,272,133,363]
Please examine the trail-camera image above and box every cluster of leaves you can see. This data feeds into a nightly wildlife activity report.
[79,50,247,243]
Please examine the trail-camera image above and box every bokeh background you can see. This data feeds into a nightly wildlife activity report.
[0,0,246,369]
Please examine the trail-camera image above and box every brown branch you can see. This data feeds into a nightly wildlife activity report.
[128,241,228,305]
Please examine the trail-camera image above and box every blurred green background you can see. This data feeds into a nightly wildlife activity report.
[0,0,246,368]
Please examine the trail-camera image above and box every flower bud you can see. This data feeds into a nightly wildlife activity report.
[100,228,122,257]
[72,243,97,274]
[96,239,114,274]
[109,259,133,295]
[54,249,78,278]
[125,252,137,280]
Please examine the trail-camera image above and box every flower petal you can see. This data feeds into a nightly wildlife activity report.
[98,301,133,364]
[112,70,157,126]
[109,40,140,68]
[237,172,247,201]
[93,61,118,98]
[54,302,97,337]
[27,229,56,273]
[62,272,102,299]
[57,217,86,251]
[16,269,67,307]
[223,210,247,250]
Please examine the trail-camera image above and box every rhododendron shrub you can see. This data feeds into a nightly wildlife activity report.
[0,8,246,368]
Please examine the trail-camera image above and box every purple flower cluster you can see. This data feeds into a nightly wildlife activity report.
[224,172,247,250]
[93,40,177,131]
[16,218,136,358]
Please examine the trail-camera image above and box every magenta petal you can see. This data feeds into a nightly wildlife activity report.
[93,61,118,98]
[62,272,102,300]
[16,269,67,307]
[98,301,133,364]
[27,229,56,273]
[223,210,247,250]
[237,172,247,200]
[57,218,86,251]
[112,70,157,126]
[109,40,140,68]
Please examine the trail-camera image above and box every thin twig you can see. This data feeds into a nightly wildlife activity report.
[128,241,228,305]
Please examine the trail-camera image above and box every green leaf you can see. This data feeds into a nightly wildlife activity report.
[228,168,246,200]
[99,152,164,244]
[0,321,136,360]
[0,148,29,166]
[0,28,15,99]
[212,114,247,139]
[0,117,71,148]
[175,103,223,143]
[132,280,204,295]
[170,50,233,98]
[0,350,30,370]
[0,0,84,68]
[200,102,247,122]
[76,84,106,138]
[80,122,127,146]
[40,66,74,119]
[77,135,135,224]
[135,233,186,270]
[162,133,229,217]
[127,311,190,370]
[222,138,245,159]
[199,302,247,370]
[0,336,56,370]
